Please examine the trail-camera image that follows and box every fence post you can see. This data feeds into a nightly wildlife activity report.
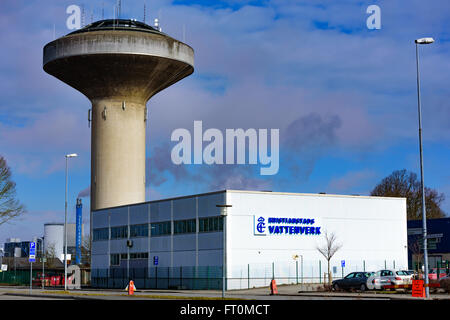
[207,266,210,290]
[155,266,158,289]
[319,261,322,284]
[384,260,386,269]
[272,262,274,280]
[363,260,365,272]
[393,260,395,269]
[248,264,250,289]
[180,266,182,288]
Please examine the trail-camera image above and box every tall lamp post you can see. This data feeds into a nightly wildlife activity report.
[216,204,232,299]
[64,153,78,291]
[414,37,434,299]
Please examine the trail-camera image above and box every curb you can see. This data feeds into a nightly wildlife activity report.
[3,292,103,300]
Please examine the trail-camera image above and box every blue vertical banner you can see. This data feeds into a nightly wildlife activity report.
[76,198,82,264]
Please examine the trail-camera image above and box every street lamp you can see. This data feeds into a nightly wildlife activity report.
[216,204,232,299]
[64,153,78,291]
[414,37,434,299]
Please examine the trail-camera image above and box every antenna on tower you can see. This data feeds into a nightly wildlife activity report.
[81,5,85,27]
[143,2,146,24]
[113,5,116,28]
[158,9,162,32]
[117,0,122,19]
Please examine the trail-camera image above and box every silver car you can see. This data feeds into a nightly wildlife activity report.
[367,269,412,290]
[366,270,395,290]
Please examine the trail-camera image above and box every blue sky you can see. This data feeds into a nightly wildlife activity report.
[0,0,449,244]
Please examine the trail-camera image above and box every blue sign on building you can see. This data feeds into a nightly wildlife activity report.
[153,256,159,266]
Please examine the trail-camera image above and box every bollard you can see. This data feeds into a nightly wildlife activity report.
[270,279,278,295]
[126,279,136,295]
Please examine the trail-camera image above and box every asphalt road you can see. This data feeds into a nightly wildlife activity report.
[0,284,448,300]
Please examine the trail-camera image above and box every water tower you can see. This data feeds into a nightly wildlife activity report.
[43,19,194,216]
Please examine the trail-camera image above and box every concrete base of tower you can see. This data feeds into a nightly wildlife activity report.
[90,98,146,211]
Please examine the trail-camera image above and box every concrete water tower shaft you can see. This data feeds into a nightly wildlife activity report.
[43,19,194,213]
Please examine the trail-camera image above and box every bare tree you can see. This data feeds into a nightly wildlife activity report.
[44,243,58,269]
[371,169,446,220]
[0,156,26,225]
[81,233,91,266]
[408,236,423,274]
[316,230,342,288]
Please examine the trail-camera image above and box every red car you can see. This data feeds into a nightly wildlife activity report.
[428,268,447,280]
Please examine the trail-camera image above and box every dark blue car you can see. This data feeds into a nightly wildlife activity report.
[332,272,375,291]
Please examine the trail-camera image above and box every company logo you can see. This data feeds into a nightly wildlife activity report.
[256,217,266,233]
[254,216,267,236]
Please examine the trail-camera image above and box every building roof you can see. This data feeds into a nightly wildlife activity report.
[68,19,162,36]
[93,189,407,212]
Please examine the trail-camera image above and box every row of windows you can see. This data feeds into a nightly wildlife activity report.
[174,219,196,234]
[151,221,171,236]
[110,252,149,266]
[130,224,148,237]
[111,226,127,239]
[94,217,223,241]
[199,216,223,232]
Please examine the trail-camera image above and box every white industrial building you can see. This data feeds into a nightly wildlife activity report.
[91,190,408,290]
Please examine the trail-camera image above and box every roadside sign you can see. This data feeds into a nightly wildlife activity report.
[29,242,36,255]
[341,260,345,268]
[412,280,425,298]
[29,242,36,262]
[427,233,443,239]
[153,256,159,266]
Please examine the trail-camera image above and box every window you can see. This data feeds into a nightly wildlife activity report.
[110,254,120,266]
[130,252,149,260]
[111,226,128,239]
[199,216,223,233]
[120,253,128,260]
[345,273,355,279]
[151,221,171,236]
[174,219,196,234]
[130,224,148,238]
[93,228,109,241]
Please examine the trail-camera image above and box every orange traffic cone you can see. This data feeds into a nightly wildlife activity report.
[270,279,278,295]
[126,280,136,295]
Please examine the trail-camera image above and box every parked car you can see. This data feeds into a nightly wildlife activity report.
[396,270,414,284]
[428,268,448,280]
[332,272,374,292]
[367,269,414,290]
[439,274,450,293]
